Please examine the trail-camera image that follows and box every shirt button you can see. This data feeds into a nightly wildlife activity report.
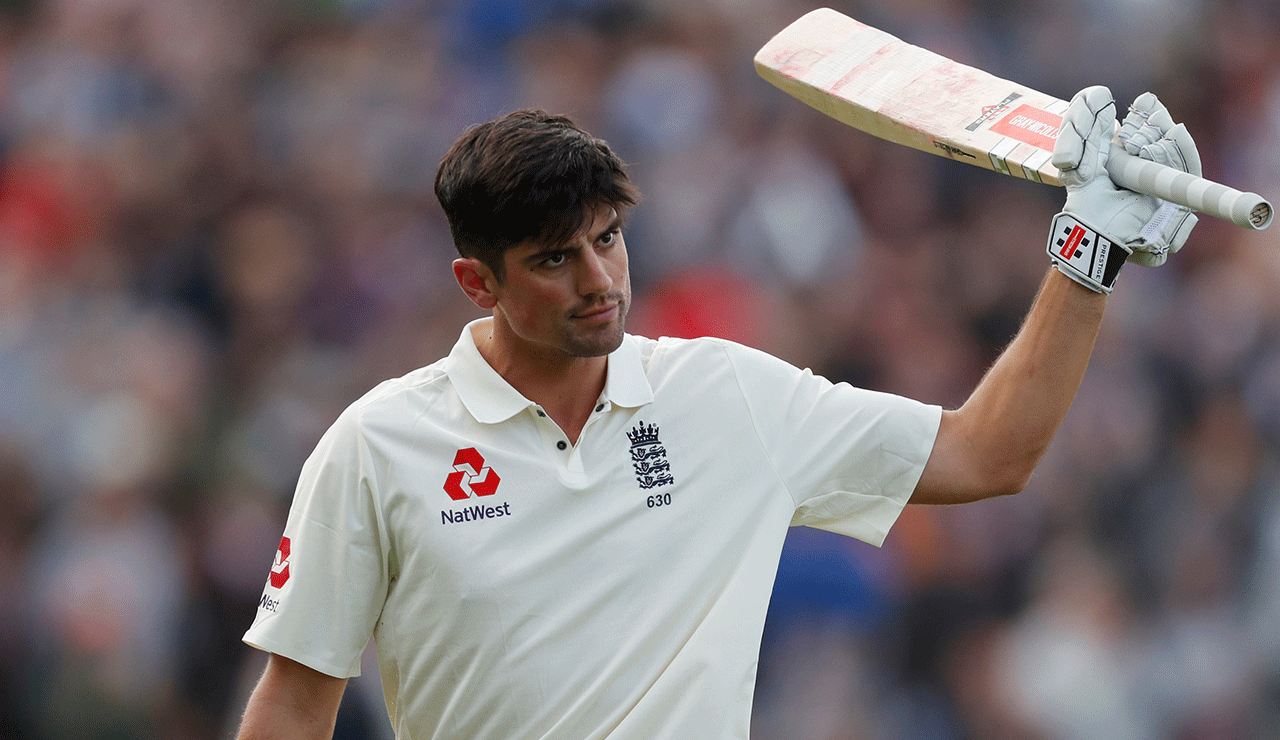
[536,410,546,417]
[595,404,605,412]
[557,441,567,450]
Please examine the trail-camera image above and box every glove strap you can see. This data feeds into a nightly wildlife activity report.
[1046,212,1130,294]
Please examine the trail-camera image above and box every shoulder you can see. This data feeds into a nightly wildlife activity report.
[356,361,450,410]
[630,333,791,370]
[632,333,808,386]
[626,334,814,409]
[299,360,459,483]
[329,360,453,438]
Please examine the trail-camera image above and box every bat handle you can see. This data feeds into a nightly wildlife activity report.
[1107,144,1272,230]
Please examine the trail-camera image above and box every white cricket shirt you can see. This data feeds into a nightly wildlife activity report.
[244,318,941,739]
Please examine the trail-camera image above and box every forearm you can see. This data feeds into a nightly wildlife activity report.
[914,268,1106,503]
[968,267,1106,478]
[236,654,348,740]
[238,698,337,740]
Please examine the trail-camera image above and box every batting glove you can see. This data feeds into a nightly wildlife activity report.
[1047,86,1200,292]
[1115,92,1200,267]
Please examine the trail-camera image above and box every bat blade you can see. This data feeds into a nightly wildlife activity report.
[755,8,1272,230]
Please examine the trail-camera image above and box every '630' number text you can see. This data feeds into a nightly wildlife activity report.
[646,493,672,508]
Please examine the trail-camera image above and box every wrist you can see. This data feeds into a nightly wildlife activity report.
[1046,212,1131,293]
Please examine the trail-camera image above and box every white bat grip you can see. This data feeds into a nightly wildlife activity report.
[1107,144,1273,230]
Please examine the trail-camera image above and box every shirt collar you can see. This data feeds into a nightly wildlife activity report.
[445,318,654,424]
[604,330,654,410]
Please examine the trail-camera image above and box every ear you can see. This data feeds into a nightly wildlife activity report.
[453,258,499,310]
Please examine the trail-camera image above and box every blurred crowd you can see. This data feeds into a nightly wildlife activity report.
[1,0,1279,737]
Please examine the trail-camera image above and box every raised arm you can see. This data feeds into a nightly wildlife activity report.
[912,86,1201,505]
[236,653,349,740]
[912,269,1103,503]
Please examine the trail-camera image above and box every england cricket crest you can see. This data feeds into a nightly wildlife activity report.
[627,421,674,490]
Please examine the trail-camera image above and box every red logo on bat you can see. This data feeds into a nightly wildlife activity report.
[991,104,1063,151]
[444,448,501,500]
[269,536,291,588]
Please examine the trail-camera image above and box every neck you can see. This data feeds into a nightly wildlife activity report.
[471,320,608,444]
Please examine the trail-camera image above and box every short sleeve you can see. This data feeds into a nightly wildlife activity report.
[722,340,941,546]
[242,406,390,677]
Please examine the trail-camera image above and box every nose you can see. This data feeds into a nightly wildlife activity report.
[577,248,613,296]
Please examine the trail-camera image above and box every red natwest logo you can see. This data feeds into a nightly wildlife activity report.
[444,447,501,500]
[269,536,291,588]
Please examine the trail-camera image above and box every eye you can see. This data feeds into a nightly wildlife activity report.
[541,251,568,267]
[597,229,618,247]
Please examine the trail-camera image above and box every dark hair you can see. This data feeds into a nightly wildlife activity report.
[434,109,641,280]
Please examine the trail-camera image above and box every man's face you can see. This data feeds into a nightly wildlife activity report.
[490,204,631,360]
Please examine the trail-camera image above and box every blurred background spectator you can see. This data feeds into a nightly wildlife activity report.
[1,0,1279,738]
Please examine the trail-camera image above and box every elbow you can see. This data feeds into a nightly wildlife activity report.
[987,466,1033,499]
[917,454,1037,505]
[922,410,1046,504]
[981,451,1043,499]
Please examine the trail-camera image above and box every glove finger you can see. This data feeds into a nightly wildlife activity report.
[1119,92,1176,151]
[1117,92,1202,178]
[1118,93,1153,143]
[1139,100,1176,134]
[1165,122,1202,176]
[1053,85,1115,181]
[1124,92,1175,132]
[1134,136,1181,169]
[1121,119,1161,150]
[1124,116,1177,152]
[1126,121,1202,177]
[1127,92,1161,118]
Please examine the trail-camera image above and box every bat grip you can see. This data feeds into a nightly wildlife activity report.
[1107,145,1273,230]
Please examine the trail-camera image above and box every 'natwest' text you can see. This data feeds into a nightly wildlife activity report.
[442,502,512,525]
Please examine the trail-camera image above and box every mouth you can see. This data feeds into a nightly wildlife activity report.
[572,302,620,322]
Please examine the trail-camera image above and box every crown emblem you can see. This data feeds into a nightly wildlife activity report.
[627,422,661,447]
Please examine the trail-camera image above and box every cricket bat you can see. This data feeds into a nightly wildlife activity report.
[755,8,1272,230]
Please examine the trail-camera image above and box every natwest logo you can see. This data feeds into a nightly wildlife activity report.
[444,447,501,500]
[269,536,291,588]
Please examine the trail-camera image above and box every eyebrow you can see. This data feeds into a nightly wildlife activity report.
[591,213,624,241]
[524,212,623,263]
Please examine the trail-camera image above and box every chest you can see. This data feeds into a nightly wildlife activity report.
[372,404,783,591]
